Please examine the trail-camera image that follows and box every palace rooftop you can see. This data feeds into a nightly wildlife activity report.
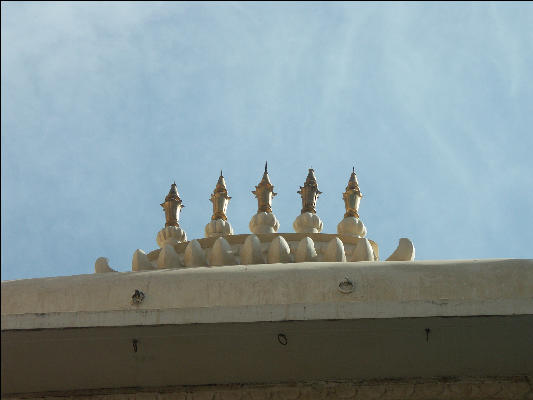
[2,166,532,399]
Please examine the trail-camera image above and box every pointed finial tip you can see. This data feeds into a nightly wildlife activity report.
[352,166,355,173]
[220,169,223,177]
[265,161,268,172]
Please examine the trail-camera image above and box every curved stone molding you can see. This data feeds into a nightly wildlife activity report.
[184,240,207,267]
[144,233,381,268]
[94,257,116,273]
[267,236,292,264]
[205,218,234,238]
[156,226,187,248]
[323,237,347,262]
[249,211,280,234]
[208,237,237,266]
[240,235,265,265]
[337,216,367,238]
[349,238,374,262]
[386,238,416,261]
[369,241,380,261]
[131,249,153,271]
[295,237,318,263]
[293,212,323,234]
[157,244,182,269]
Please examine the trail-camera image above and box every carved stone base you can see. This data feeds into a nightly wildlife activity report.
[249,212,280,234]
[337,216,367,238]
[156,226,187,248]
[293,212,323,233]
[205,219,233,238]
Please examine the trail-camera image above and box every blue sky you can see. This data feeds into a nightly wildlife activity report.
[2,2,532,280]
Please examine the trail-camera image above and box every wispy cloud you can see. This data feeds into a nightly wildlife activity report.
[2,2,532,280]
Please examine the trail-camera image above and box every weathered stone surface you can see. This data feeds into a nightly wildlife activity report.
[412,382,445,399]
[157,245,182,269]
[4,259,532,329]
[190,392,214,400]
[240,235,265,265]
[337,216,367,238]
[293,212,323,234]
[349,238,374,262]
[8,378,532,400]
[294,237,317,263]
[205,219,233,238]
[334,384,356,398]
[217,390,242,400]
[158,393,187,400]
[249,212,280,234]
[381,383,414,399]
[157,226,187,248]
[386,238,415,261]
[267,236,292,264]
[94,257,116,273]
[208,237,236,266]
[147,233,378,268]
[183,240,207,267]
[323,237,346,262]
[132,249,153,271]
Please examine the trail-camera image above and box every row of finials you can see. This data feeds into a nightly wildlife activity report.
[158,164,366,240]
[161,164,363,224]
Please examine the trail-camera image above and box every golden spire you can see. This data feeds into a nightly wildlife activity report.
[298,168,322,214]
[343,167,363,218]
[252,161,277,213]
[161,182,185,227]
[210,170,231,220]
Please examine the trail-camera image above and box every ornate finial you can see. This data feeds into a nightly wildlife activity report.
[160,182,184,227]
[249,163,280,234]
[297,168,322,214]
[343,168,363,218]
[293,169,323,233]
[252,162,277,213]
[210,171,231,221]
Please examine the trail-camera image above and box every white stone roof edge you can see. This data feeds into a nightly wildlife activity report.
[3,298,533,331]
[2,259,532,330]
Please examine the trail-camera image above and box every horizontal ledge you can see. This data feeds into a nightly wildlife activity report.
[3,298,533,330]
[3,259,532,330]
